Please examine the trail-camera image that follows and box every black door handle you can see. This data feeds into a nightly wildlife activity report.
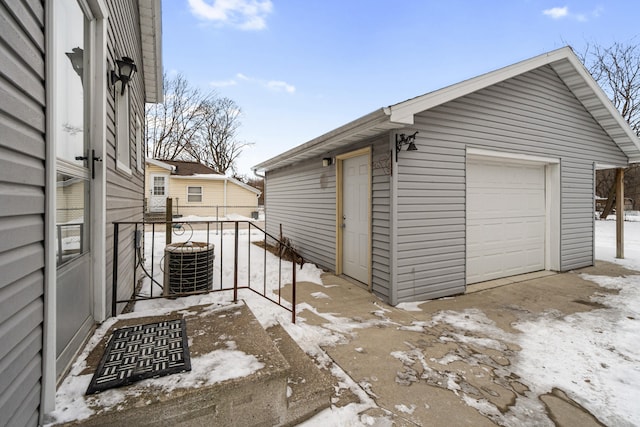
[91,149,102,179]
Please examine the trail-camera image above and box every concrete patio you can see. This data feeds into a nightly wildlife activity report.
[49,260,637,426]
[290,260,637,426]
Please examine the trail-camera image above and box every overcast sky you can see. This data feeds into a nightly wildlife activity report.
[160,0,640,175]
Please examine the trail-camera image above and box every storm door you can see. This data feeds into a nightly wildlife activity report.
[149,174,168,212]
[54,0,94,376]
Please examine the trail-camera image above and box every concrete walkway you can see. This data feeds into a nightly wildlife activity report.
[293,261,636,426]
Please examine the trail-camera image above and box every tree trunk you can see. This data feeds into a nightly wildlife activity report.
[600,179,617,219]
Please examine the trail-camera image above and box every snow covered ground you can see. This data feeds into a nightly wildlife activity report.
[47,220,640,426]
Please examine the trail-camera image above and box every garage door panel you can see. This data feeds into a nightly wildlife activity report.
[466,160,546,284]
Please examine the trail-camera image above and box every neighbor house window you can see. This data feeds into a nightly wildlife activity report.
[116,85,131,173]
[153,176,165,196]
[187,186,202,202]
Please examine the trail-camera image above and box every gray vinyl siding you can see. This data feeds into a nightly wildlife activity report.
[265,137,392,297]
[265,158,337,270]
[370,137,391,299]
[394,65,627,301]
[105,0,146,314]
[0,0,45,425]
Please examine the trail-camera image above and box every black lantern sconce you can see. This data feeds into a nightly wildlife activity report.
[322,157,333,167]
[110,56,137,95]
[65,47,84,81]
[395,131,419,162]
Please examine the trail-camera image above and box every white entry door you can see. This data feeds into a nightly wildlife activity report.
[150,174,168,212]
[342,154,370,284]
[466,160,546,284]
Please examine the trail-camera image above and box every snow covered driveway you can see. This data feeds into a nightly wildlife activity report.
[289,221,640,426]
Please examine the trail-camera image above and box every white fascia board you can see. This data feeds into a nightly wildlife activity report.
[172,173,225,180]
[146,157,174,171]
[389,47,574,124]
[172,174,261,194]
[552,53,640,159]
[227,177,262,194]
[253,108,390,172]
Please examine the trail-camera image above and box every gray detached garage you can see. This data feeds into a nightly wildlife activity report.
[253,47,640,305]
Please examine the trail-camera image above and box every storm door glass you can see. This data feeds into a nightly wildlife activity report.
[54,0,93,378]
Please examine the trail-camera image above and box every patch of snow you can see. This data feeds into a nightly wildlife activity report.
[311,291,330,299]
[396,301,427,312]
[394,403,416,414]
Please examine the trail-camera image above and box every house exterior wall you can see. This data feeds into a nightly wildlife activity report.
[266,158,337,269]
[170,178,224,210]
[105,0,147,315]
[144,167,260,218]
[226,182,260,210]
[370,137,392,299]
[265,137,392,298]
[0,1,46,425]
[393,65,628,302]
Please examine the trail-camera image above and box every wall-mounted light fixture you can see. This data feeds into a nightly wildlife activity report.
[395,131,419,162]
[65,47,84,80]
[322,157,333,167]
[110,56,137,95]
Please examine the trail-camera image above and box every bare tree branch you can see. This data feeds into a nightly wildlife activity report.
[579,40,640,214]
[188,97,253,175]
[146,73,251,175]
[145,73,210,161]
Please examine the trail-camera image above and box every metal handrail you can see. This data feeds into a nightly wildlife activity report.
[111,220,300,323]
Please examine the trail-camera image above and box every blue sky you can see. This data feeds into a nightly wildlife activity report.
[161,1,640,175]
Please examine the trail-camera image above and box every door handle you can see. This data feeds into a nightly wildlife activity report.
[75,150,102,179]
[91,149,102,179]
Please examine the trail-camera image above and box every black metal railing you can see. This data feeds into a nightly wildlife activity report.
[112,220,300,323]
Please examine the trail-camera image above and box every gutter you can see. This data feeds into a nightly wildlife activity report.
[253,107,391,172]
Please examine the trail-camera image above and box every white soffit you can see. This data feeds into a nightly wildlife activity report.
[139,0,163,103]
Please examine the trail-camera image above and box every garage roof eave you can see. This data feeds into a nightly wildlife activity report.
[253,46,640,173]
[253,108,396,172]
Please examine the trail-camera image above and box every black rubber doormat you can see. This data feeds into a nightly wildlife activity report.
[86,318,191,395]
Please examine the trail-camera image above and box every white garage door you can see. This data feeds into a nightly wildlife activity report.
[466,160,546,284]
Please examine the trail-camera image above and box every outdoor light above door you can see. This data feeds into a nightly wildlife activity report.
[395,131,419,162]
[110,56,137,95]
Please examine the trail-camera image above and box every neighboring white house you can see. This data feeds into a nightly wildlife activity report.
[145,159,261,218]
[254,47,640,305]
[0,1,163,424]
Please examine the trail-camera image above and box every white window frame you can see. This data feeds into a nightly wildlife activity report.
[116,84,131,174]
[153,175,167,196]
[187,186,203,203]
[135,114,143,172]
